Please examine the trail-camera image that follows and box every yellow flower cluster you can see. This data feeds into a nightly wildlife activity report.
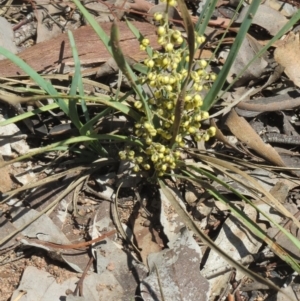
[119,11,217,176]
[119,148,151,172]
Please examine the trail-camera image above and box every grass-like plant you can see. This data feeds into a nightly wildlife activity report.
[0,0,300,299]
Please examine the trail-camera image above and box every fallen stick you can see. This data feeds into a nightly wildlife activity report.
[0,21,159,77]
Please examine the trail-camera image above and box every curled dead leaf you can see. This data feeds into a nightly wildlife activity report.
[274,32,300,87]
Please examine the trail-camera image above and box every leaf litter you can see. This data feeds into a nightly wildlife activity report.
[0,0,300,301]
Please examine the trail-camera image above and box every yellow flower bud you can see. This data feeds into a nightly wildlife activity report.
[164,155,170,162]
[170,162,176,169]
[197,69,204,76]
[157,36,165,45]
[134,101,143,109]
[119,151,126,160]
[133,165,140,172]
[158,145,166,153]
[174,151,181,158]
[143,164,151,170]
[184,95,192,102]
[165,43,174,52]
[195,85,203,92]
[162,57,170,66]
[174,56,181,63]
[149,98,156,105]
[185,103,194,110]
[154,91,161,98]
[162,75,170,84]
[201,111,209,119]
[171,62,178,70]
[194,94,202,102]
[141,38,149,46]
[172,30,181,39]
[169,76,176,84]
[146,59,154,68]
[145,148,152,155]
[194,114,202,122]
[161,164,167,171]
[136,156,143,163]
[181,69,188,77]
[188,126,196,134]
[176,36,183,45]
[154,13,163,21]
[194,122,200,128]
[175,135,182,143]
[200,59,207,68]
[149,129,157,136]
[191,71,199,81]
[157,109,164,115]
[182,120,189,127]
[147,72,156,80]
[135,129,141,136]
[144,121,152,129]
[207,126,216,137]
[203,133,210,141]
[194,134,202,141]
[166,85,173,92]
[151,154,158,162]
[193,96,203,107]
[167,0,176,6]
[146,137,152,145]
[157,26,166,36]
[158,153,164,159]
[165,101,173,110]
[197,35,205,44]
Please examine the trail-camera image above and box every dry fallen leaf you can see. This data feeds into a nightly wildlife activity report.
[235,4,288,36]
[223,35,268,86]
[0,17,18,60]
[141,228,210,301]
[0,160,14,193]
[274,32,300,87]
[225,109,285,167]
[265,0,298,17]
[132,211,163,266]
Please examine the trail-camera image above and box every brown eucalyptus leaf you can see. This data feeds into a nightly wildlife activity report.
[131,212,163,266]
[274,32,300,87]
[225,109,285,167]
[0,159,13,193]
